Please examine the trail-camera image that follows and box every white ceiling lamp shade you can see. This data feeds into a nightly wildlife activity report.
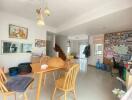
[37,17,45,26]
[36,8,45,26]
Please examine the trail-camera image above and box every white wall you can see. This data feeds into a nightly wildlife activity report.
[0,11,47,72]
[88,34,104,66]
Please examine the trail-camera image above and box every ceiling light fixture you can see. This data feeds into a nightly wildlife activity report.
[44,7,50,16]
[36,0,51,26]
[36,8,45,26]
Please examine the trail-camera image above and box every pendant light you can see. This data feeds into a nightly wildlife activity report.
[36,8,45,26]
[36,0,51,26]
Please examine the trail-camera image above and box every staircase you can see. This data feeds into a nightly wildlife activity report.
[54,44,66,61]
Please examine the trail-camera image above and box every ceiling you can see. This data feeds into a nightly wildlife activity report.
[61,7,132,35]
[0,0,132,35]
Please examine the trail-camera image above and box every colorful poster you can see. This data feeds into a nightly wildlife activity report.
[104,31,132,63]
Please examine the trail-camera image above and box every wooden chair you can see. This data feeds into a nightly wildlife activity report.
[31,55,41,64]
[59,59,75,76]
[32,56,56,87]
[0,81,16,100]
[0,68,7,83]
[0,69,16,100]
[0,69,32,100]
[64,59,75,71]
[52,64,80,100]
[40,56,50,64]
[39,56,55,85]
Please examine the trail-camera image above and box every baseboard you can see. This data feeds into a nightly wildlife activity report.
[88,64,96,67]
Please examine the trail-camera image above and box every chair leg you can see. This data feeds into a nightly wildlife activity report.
[51,87,57,100]
[3,95,7,100]
[53,72,56,81]
[73,90,77,100]
[64,92,67,100]
[14,93,16,100]
[24,92,28,100]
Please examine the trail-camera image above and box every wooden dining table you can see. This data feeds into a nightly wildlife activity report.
[30,63,65,100]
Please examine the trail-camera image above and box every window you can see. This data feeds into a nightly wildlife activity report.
[95,44,103,55]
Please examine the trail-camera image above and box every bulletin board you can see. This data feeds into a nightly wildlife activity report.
[104,31,132,64]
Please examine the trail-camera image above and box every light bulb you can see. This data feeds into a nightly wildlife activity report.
[37,20,45,26]
[44,7,50,16]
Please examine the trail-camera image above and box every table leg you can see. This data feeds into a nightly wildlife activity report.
[43,74,46,86]
[36,72,43,100]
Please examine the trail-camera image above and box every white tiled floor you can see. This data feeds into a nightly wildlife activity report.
[0,66,120,100]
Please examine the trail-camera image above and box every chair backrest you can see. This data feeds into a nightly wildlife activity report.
[63,64,80,90]
[0,82,8,93]
[66,59,75,66]
[31,56,41,63]
[40,56,50,64]
[0,69,8,93]
[64,59,75,71]
[0,69,7,83]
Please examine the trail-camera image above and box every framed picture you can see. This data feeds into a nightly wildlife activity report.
[35,39,46,47]
[9,24,28,39]
[1,40,32,54]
